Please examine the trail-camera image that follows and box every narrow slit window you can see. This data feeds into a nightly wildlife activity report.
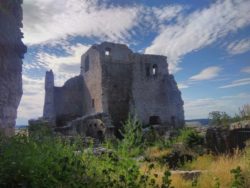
[152,64,158,76]
[146,66,150,77]
[92,99,95,108]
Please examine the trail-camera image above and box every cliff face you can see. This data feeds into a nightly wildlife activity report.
[0,0,26,136]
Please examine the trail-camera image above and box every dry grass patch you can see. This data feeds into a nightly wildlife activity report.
[139,162,169,186]
[144,146,171,162]
[171,174,193,188]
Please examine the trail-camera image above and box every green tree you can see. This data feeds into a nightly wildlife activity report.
[118,115,143,157]
[209,111,231,127]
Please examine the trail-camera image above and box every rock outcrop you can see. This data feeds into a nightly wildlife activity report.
[0,0,26,136]
[206,122,250,154]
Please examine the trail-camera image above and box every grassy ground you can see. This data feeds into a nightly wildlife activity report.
[142,145,250,188]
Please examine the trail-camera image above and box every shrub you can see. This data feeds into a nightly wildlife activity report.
[118,116,144,157]
[230,166,245,188]
[209,111,231,127]
[0,132,174,187]
[177,128,204,150]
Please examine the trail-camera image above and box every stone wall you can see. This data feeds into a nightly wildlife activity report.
[80,47,103,115]
[206,124,250,154]
[131,54,170,125]
[0,0,26,136]
[54,76,84,126]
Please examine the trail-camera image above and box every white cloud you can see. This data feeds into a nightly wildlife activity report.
[241,66,250,74]
[22,0,185,46]
[18,43,89,124]
[17,75,44,122]
[227,39,250,55]
[22,0,140,45]
[178,66,222,89]
[145,0,250,72]
[219,78,250,88]
[190,66,222,81]
[151,5,184,23]
[178,83,189,89]
[185,93,250,119]
[35,43,89,86]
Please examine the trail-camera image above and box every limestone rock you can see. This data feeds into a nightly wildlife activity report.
[0,0,27,136]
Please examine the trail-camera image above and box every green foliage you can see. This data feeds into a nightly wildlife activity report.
[209,111,231,127]
[0,132,174,187]
[177,128,204,149]
[161,170,174,188]
[213,177,221,188]
[238,104,250,120]
[208,104,250,126]
[0,134,84,187]
[28,123,53,139]
[118,115,144,157]
[230,166,245,188]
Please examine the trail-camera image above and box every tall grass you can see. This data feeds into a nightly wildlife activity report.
[170,147,250,188]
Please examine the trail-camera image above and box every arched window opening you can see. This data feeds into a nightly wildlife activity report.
[152,64,158,76]
[85,55,89,72]
[105,48,111,56]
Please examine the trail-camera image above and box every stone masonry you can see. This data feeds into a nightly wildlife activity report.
[0,0,26,136]
[43,42,184,137]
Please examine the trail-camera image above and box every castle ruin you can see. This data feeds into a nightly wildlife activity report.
[42,42,184,137]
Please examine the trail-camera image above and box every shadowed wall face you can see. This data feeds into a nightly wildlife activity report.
[0,0,27,136]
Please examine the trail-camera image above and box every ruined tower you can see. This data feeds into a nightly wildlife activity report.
[43,70,55,121]
[42,42,184,136]
[0,0,27,136]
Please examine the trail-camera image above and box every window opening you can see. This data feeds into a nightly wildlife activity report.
[105,48,111,56]
[146,66,150,77]
[152,64,158,76]
[149,116,161,125]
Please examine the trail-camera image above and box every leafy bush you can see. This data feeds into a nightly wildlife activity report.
[230,166,245,188]
[118,116,144,157]
[0,131,175,187]
[28,123,53,139]
[177,128,204,149]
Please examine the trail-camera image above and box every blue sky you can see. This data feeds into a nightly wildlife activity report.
[17,0,250,125]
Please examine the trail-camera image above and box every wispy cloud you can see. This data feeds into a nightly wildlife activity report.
[241,66,250,74]
[22,0,183,46]
[184,93,250,119]
[190,66,222,81]
[23,0,140,45]
[178,66,222,89]
[145,0,250,72]
[18,43,90,124]
[219,78,250,88]
[227,38,250,55]
[32,43,89,86]
[17,75,44,121]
